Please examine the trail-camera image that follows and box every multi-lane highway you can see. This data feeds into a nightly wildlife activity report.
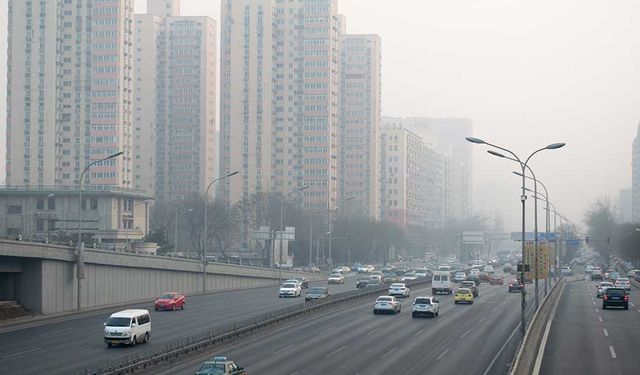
[539,276,640,374]
[0,275,356,375]
[155,273,534,375]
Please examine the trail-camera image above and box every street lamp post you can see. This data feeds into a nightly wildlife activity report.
[526,186,552,297]
[202,171,239,292]
[175,207,194,254]
[76,151,123,311]
[466,137,565,338]
[278,185,309,282]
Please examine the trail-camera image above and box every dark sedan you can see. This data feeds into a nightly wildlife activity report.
[305,287,330,301]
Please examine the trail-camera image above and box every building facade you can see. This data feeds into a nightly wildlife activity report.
[219,0,341,212]
[0,186,151,249]
[220,0,275,204]
[339,34,381,219]
[6,0,134,189]
[382,117,472,222]
[619,188,632,223]
[136,1,217,201]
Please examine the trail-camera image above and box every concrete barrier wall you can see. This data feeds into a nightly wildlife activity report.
[510,277,567,375]
[0,240,323,315]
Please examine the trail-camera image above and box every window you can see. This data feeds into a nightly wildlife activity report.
[36,198,45,210]
[36,219,45,231]
[90,198,98,210]
[47,198,55,210]
[7,205,22,215]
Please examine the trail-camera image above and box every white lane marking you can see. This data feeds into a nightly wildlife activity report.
[366,328,380,336]
[478,316,487,323]
[327,346,347,357]
[609,345,617,359]
[598,316,603,322]
[637,309,640,313]
[592,301,596,306]
[319,326,336,335]
[382,348,396,358]
[532,281,566,375]
[3,347,42,359]
[630,302,635,307]
[413,328,425,337]
[603,328,609,337]
[273,344,294,356]
[289,372,299,375]
[437,348,450,360]
[461,329,472,338]
[595,308,599,313]
[37,327,73,337]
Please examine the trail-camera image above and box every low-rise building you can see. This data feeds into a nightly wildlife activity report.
[0,186,152,250]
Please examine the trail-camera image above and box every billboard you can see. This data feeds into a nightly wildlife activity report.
[523,240,549,280]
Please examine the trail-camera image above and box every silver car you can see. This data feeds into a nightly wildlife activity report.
[373,296,401,314]
[412,296,439,318]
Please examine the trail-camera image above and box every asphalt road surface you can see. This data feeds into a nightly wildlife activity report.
[0,274,359,375]
[539,276,640,375]
[156,273,533,375]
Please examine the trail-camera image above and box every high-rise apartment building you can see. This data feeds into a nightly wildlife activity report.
[137,1,217,201]
[619,188,632,223]
[220,0,341,212]
[6,0,134,189]
[382,117,472,222]
[220,0,275,203]
[632,124,640,222]
[339,34,381,219]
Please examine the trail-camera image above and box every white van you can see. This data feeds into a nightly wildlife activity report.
[438,265,452,272]
[104,309,151,347]
[432,271,453,295]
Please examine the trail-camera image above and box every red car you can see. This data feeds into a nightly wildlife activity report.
[489,275,504,285]
[154,292,185,311]
[478,272,490,282]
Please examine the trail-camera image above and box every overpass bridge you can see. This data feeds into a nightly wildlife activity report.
[0,240,318,315]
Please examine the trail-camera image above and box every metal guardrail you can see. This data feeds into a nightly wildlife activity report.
[80,278,431,375]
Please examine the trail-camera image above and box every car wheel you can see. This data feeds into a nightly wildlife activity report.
[144,332,149,343]
[624,304,629,310]
[436,310,439,317]
[131,336,137,346]
[454,301,458,304]
[412,312,416,318]
[154,307,158,311]
[106,343,112,348]
[602,304,606,309]
[181,303,184,310]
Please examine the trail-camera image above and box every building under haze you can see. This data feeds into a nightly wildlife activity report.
[136,1,217,201]
[619,188,632,223]
[6,0,135,189]
[219,0,341,213]
[633,124,640,223]
[339,34,382,220]
[382,117,472,222]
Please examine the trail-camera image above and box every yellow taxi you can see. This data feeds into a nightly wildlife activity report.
[454,287,474,304]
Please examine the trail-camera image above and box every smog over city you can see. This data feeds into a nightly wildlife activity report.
[0,1,639,374]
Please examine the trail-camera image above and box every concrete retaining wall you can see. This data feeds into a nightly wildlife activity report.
[510,277,567,375]
[0,240,322,315]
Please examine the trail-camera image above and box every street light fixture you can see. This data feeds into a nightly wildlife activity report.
[76,151,123,311]
[202,171,239,292]
[466,137,565,338]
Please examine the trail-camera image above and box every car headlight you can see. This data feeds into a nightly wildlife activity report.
[105,329,109,335]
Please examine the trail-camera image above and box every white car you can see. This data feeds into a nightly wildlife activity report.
[328,273,345,284]
[373,296,401,314]
[285,279,303,288]
[453,272,467,282]
[278,282,302,297]
[340,266,352,274]
[561,266,573,276]
[412,296,439,318]
[596,281,614,298]
[483,265,494,274]
[414,270,428,279]
[388,283,410,298]
[366,265,375,273]
[470,268,480,276]
[626,270,639,278]
[401,272,417,282]
[615,278,632,291]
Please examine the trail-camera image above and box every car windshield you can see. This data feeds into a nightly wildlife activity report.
[358,276,371,281]
[404,273,415,277]
[457,289,470,293]
[159,293,175,299]
[368,279,381,284]
[197,363,226,374]
[282,283,296,288]
[415,298,431,304]
[461,282,474,287]
[330,274,341,277]
[377,297,392,302]
[600,283,613,287]
[308,288,325,294]
[616,278,629,282]
[390,283,405,288]
[106,317,131,327]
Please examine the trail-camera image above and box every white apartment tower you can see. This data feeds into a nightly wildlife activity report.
[220,0,275,203]
[137,1,217,201]
[339,34,381,219]
[6,0,134,189]
[220,0,341,212]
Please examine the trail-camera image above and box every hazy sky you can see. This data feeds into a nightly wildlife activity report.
[2,0,640,232]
